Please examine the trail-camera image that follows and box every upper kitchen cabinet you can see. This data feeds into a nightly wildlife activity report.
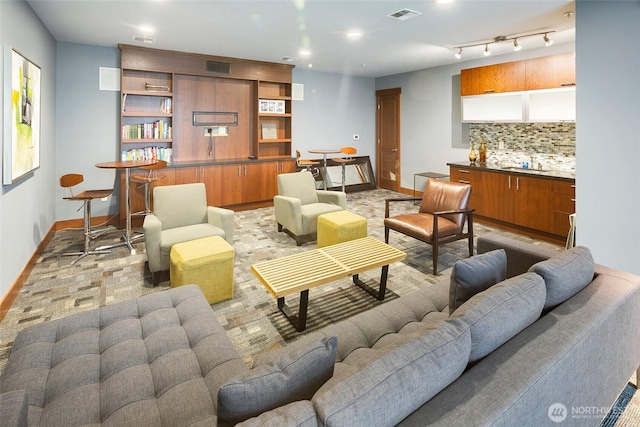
[525,52,576,91]
[460,61,525,96]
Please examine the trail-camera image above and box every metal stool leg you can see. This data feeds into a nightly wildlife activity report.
[63,199,110,265]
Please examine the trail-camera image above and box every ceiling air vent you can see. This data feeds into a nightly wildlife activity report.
[133,35,155,44]
[387,8,421,21]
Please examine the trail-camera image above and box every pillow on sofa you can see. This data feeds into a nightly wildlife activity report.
[312,318,471,427]
[217,335,337,427]
[451,272,546,362]
[528,246,595,309]
[449,249,507,314]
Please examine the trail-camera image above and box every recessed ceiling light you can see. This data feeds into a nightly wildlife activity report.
[347,31,362,39]
[299,49,311,57]
[137,25,155,33]
[307,63,313,69]
[433,0,455,4]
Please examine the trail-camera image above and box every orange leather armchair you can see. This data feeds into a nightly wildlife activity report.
[384,179,474,275]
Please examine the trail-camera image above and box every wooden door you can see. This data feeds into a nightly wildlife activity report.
[481,172,514,223]
[200,165,222,207]
[244,162,275,203]
[376,88,401,192]
[515,175,553,232]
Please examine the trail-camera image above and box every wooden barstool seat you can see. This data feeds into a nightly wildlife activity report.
[60,174,113,264]
[130,160,168,216]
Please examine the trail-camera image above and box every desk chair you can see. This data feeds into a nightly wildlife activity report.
[331,146,357,192]
[131,160,168,217]
[60,174,113,264]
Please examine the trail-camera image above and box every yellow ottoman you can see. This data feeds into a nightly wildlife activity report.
[170,236,234,304]
[317,210,368,248]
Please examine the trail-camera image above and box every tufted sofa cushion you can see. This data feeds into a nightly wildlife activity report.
[0,285,247,426]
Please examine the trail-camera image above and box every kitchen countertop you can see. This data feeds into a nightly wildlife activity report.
[447,161,575,182]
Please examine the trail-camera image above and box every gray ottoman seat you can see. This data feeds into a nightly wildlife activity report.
[0,285,247,426]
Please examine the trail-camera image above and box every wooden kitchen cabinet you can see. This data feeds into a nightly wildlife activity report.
[460,61,525,96]
[449,166,484,215]
[174,165,222,206]
[220,160,296,207]
[481,171,553,233]
[525,52,576,91]
[552,180,576,237]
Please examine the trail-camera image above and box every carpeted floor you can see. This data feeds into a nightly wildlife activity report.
[1,187,635,425]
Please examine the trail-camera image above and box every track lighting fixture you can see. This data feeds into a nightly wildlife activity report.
[453,30,555,59]
[513,38,522,51]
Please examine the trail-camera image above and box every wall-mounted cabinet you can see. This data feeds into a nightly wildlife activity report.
[460,53,576,123]
[460,61,525,96]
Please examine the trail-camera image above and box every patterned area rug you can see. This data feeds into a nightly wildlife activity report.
[0,188,561,372]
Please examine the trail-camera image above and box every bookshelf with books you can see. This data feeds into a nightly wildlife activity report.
[257,81,292,158]
[121,69,173,162]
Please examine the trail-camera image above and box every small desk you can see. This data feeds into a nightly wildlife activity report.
[251,236,406,331]
[414,172,450,199]
[95,160,158,254]
[309,149,341,190]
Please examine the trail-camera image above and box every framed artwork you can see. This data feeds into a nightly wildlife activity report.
[3,46,41,185]
[258,99,285,114]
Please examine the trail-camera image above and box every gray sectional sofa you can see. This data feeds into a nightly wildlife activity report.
[2,234,640,426]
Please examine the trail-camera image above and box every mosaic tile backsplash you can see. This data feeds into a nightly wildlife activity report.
[469,122,576,171]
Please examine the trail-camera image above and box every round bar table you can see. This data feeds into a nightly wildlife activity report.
[95,159,158,254]
[308,149,341,190]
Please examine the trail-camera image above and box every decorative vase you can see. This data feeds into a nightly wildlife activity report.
[468,143,477,163]
[479,139,487,163]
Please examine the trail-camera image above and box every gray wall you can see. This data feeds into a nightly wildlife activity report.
[55,43,121,221]
[0,0,56,298]
[292,70,376,165]
[575,2,640,273]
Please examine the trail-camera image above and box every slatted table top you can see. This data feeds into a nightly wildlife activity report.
[251,236,406,298]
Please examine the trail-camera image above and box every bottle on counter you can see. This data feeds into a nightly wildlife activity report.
[478,138,487,163]
[468,143,477,163]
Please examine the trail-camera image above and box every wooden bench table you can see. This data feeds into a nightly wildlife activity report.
[251,236,406,331]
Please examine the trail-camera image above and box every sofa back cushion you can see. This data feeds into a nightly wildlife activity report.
[449,249,507,314]
[451,272,546,362]
[312,318,470,427]
[528,246,595,309]
[217,336,337,427]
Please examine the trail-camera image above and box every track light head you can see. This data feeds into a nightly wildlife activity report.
[483,44,491,56]
[513,39,522,51]
[455,48,462,59]
[544,33,554,46]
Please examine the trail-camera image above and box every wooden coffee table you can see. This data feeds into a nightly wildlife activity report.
[251,236,406,331]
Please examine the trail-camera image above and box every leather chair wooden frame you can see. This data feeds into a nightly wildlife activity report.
[384,179,474,275]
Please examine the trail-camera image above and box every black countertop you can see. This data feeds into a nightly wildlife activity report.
[447,161,575,182]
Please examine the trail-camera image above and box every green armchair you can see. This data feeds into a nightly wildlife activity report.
[143,183,234,284]
[274,171,347,245]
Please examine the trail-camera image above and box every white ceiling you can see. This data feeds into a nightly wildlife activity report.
[26,0,576,78]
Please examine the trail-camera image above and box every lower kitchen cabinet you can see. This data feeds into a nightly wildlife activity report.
[552,180,576,237]
[174,165,222,206]
[481,171,553,232]
[449,167,484,216]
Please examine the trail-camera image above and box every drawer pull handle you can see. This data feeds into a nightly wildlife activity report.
[571,184,576,189]
[459,180,470,184]
[458,169,470,174]
[483,89,495,93]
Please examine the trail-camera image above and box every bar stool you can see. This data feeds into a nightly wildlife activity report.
[566,213,576,249]
[331,146,357,192]
[59,174,113,264]
[130,160,167,217]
